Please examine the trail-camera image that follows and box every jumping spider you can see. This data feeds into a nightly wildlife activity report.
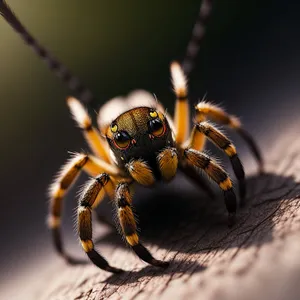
[1,0,263,273]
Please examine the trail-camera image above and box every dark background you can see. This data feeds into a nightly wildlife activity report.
[0,0,299,291]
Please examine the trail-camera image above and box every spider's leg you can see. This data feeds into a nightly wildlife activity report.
[184,148,237,227]
[170,62,190,145]
[182,0,214,75]
[78,173,123,273]
[48,153,118,262]
[115,182,169,268]
[195,102,263,172]
[67,97,111,162]
[190,122,246,199]
[125,159,155,186]
[157,147,178,182]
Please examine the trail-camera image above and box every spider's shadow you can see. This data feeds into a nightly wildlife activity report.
[60,167,298,284]
[103,259,206,286]
[95,173,217,250]
[95,171,298,254]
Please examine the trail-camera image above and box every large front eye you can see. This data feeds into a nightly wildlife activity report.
[114,131,131,149]
[148,118,165,137]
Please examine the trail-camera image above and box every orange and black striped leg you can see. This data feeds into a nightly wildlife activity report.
[184,149,237,227]
[157,147,178,182]
[48,153,118,261]
[193,122,246,199]
[195,102,263,172]
[67,97,111,162]
[170,62,190,145]
[78,174,123,273]
[115,182,169,268]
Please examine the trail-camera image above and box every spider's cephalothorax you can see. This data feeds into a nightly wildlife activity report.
[1,0,263,273]
[106,107,175,178]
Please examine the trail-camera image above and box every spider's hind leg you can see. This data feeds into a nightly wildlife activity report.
[170,62,190,145]
[195,102,263,173]
[184,148,237,227]
[189,122,246,200]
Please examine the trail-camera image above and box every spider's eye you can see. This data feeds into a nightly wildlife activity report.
[148,118,165,137]
[114,131,131,149]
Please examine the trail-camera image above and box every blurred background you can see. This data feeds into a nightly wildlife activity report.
[0,0,299,296]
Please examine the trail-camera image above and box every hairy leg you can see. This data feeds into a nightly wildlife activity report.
[189,122,246,199]
[184,148,237,226]
[195,101,263,172]
[115,182,169,268]
[77,174,123,273]
[48,153,118,261]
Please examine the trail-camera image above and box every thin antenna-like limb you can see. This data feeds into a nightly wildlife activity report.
[0,0,95,105]
[182,0,213,76]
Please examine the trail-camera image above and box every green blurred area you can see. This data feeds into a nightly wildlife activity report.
[0,0,256,158]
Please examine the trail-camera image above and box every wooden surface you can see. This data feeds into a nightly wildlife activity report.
[34,128,300,300]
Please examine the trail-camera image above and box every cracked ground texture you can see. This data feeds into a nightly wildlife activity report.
[34,123,300,300]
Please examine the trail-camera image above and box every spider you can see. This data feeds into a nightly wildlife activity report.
[1,0,263,273]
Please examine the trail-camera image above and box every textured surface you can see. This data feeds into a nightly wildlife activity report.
[32,125,300,300]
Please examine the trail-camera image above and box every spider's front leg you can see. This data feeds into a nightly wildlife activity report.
[115,182,169,268]
[77,173,123,273]
[48,153,117,261]
[183,148,237,227]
